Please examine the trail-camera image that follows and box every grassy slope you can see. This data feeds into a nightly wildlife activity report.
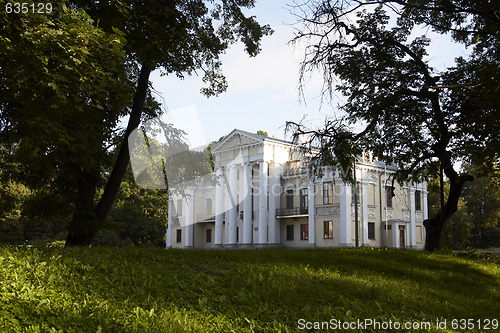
[0,246,498,332]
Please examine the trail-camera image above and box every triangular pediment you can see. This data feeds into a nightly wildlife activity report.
[210,129,263,153]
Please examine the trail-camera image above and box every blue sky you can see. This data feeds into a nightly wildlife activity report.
[149,1,469,145]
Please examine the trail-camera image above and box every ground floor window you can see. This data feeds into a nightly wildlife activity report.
[176,229,182,243]
[368,222,375,240]
[323,221,333,239]
[300,224,309,240]
[286,225,294,241]
[206,229,212,243]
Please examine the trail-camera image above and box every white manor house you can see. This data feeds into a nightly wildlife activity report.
[166,129,428,250]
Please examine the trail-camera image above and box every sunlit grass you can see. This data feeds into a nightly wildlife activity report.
[0,246,498,332]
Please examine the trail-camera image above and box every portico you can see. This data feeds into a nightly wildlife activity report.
[209,130,292,246]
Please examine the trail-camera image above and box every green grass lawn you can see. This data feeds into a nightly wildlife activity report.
[0,246,498,332]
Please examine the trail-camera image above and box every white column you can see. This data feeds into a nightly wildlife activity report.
[215,168,224,245]
[340,182,352,246]
[268,163,281,244]
[410,187,416,248]
[406,223,410,249]
[243,162,252,245]
[185,191,194,247]
[392,222,399,248]
[258,160,268,244]
[308,181,315,245]
[362,182,369,246]
[227,165,238,245]
[224,167,231,243]
[166,196,173,248]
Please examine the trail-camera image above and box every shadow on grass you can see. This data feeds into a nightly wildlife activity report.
[3,246,499,332]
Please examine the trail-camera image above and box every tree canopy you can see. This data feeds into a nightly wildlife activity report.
[0,0,272,245]
[287,0,500,251]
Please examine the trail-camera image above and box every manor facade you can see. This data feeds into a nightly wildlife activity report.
[166,129,427,249]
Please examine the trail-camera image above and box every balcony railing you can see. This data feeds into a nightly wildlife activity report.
[276,207,308,217]
[196,214,217,222]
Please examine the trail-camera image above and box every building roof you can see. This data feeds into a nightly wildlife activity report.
[210,128,293,153]
[210,128,398,172]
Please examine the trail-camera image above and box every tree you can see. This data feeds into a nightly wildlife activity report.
[1,1,132,243]
[63,0,272,245]
[428,166,500,249]
[427,176,472,250]
[287,1,500,251]
[92,162,169,247]
[1,1,272,245]
[462,167,500,248]
[256,130,268,136]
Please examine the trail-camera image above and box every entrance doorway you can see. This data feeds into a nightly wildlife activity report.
[399,229,405,248]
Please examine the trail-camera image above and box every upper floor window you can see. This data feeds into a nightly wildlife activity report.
[206,198,212,215]
[285,189,294,209]
[415,190,422,211]
[385,186,393,208]
[323,182,333,204]
[300,188,308,211]
[177,199,183,216]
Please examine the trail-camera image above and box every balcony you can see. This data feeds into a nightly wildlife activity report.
[276,207,308,218]
[196,214,217,222]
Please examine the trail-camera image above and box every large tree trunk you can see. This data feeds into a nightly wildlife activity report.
[94,63,152,221]
[423,166,473,251]
[423,215,444,252]
[65,63,152,246]
[66,168,100,246]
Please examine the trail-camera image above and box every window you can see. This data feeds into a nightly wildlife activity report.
[300,188,308,212]
[176,229,182,243]
[369,184,376,206]
[415,190,422,211]
[416,226,423,243]
[285,189,294,209]
[286,225,294,241]
[300,224,309,240]
[206,198,212,215]
[177,199,183,216]
[206,229,212,243]
[385,186,393,208]
[323,182,333,204]
[368,222,375,240]
[323,221,333,239]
